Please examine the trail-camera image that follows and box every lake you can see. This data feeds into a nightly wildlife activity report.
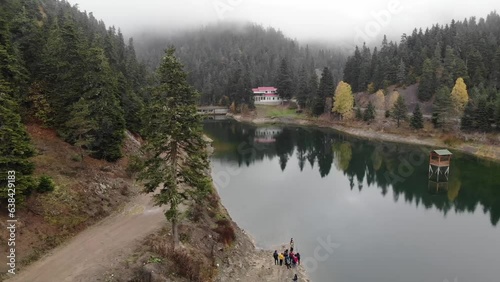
[204,119,500,282]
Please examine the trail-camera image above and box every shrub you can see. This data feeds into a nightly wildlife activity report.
[126,155,143,176]
[70,154,82,162]
[37,175,55,193]
[288,101,298,110]
[213,219,236,246]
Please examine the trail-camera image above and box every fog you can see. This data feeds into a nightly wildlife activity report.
[68,0,499,46]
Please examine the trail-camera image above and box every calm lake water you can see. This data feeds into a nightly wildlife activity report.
[204,120,500,282]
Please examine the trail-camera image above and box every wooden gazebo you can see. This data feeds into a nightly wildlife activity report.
[428,149,452,181]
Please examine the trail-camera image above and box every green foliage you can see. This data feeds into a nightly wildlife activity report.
[432,86,452,128]
[410,104,424,129]
[392,95,408,127]
[276,58,294,100]
[37,175,55,193]
[474,97,492,132]
[0,93,36,202]
[148,256,163,264]
[363,101,376,122]
[139,48,211,248]
[418,58,436,101]
[126,155,144,177]
[312,67,335,115]
[355,107,363,120]
[460,101,475,131]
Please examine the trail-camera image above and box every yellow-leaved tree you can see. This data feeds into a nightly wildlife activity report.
[373,89,385,111]
[386,91,400,111]
[450,77,468,115]
[332,81,354,119]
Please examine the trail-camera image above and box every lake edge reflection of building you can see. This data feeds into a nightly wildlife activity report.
[254,127,283,143]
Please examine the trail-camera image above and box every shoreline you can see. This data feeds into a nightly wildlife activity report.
[228,113,500,162]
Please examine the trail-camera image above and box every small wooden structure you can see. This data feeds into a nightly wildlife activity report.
[428,149,452,182]
[197,106,229,116]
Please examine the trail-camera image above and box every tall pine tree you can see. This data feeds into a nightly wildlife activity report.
[139,48,211,249]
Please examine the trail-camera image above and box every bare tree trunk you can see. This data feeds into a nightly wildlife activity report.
[170,141,179,250]
[172,217,179,249]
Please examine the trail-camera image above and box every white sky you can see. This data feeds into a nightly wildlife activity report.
[68,0,500,46]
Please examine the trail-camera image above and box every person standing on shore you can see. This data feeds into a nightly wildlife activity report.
[293,274,298,281]
[279,252,284,266]
[290,238,294,250]
[296,252,300,265]
[273,250,279,265]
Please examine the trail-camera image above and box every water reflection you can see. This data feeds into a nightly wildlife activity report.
[204,120,500,227]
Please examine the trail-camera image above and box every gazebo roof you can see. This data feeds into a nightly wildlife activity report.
[432,149,452,156]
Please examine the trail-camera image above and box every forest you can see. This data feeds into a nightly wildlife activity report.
[133,23,347,109]
[0,0,148,201]
[343,12,500,132]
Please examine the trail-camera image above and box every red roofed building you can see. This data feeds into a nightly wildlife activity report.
[252,86,283,105]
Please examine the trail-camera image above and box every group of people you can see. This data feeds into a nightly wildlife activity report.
[272,238,300,281]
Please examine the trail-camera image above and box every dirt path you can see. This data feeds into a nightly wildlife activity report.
[6,192,165,282]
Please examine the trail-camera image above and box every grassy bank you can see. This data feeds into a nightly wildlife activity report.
[231,105,500,162]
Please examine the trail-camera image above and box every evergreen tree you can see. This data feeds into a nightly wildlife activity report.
[363,101,376,122]
[296,66,309,108]
[313,67,334,115]
[64,98,98,160]
[460,100,475,131]
[397,59,406,85]
[355,107,363,120]
[475,97,491,132]
[392,95,408,127]
[83,48,125,161]
[418,58,436,101]
[139,48,211,249]
[432,86,452,128]
[276,58,293,100]
[410,103,424,129]
[495,98,500,131]
[0,93,36,203]
[332,81,354,120]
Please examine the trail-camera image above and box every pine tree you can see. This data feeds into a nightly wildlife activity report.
[313,67,334,115]
[276,58,293,100]
[432,86,452,128]
[332,81,354,119]
[418,58,436,101]
[83,48,125,161]
[296,66,309,108]
[65,98,98,160]
[363,101,376,122]
[410,103,424,129]
[139,48,211,249]
[355,107,363,120]
[392,95,408,127]
[475,97,491,132]
[0,93,36,203]
[460,100,475,131]
[397,59,406,85]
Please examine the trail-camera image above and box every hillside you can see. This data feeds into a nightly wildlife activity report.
[0,124,142,277]
[343,12,500,133]
[134,22,347,106]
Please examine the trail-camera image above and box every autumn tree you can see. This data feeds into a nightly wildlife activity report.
[392,95,407,127]
[373,89,385,111]
[450,77,469,116]
[386,91,400,111]
[332,81,354,119]
[139,48,211,249]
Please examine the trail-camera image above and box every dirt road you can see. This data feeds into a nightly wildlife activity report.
[5,192,166,282]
